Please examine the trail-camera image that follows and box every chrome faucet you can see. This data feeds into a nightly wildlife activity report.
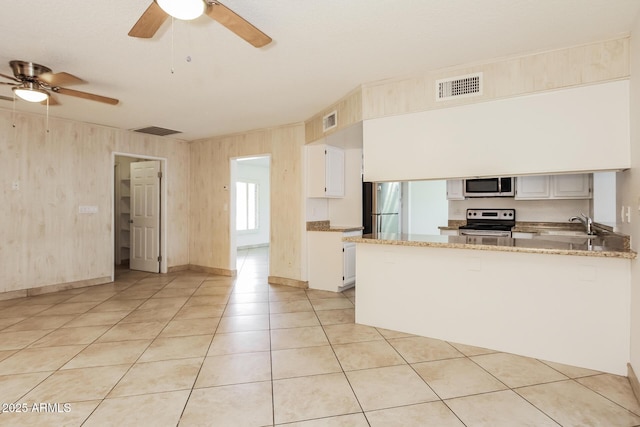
[569,213,596,235]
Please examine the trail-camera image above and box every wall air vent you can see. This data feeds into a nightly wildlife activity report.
[133,126,182,137]
[436,72,483,101]
[322,110,338,133]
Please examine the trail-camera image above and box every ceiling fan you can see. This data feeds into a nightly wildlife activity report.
[0,60,119,105]
[129,0,272,48]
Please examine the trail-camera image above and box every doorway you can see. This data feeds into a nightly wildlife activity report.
[113,153,167,276]
[230,155,271,277]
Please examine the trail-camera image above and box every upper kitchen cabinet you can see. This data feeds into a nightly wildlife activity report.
[446,180,465,200]
[362,81,630,182]
[307,144,345,198]
[515,175,550,199]
[516,174,591,200]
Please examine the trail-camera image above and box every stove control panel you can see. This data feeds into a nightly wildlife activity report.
[466,209,515,220]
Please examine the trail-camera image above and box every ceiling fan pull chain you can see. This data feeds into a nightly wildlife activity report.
[11,93,16,128]
[171,17,175,74]
[46,97,50,135]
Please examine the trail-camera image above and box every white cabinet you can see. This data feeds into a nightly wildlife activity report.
[307,144,345,198]
[343,242,357,286]
[551,174,591,199]
[516,174,591,200]
[515,176,550,199]
[446,180,465,200]
[308,230,361,292]
[512,232,535,239]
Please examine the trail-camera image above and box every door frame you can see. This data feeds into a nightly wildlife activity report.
[111,152,168,278]
[229,154,271,272]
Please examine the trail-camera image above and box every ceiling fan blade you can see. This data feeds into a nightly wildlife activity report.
[0,72,19,82]
[0,95,13,102]
[39,72,85,87]
[205,1,272,48]
[40,94,60,106]
[128,1,169,38]
[0,81,17,86]
[54,87,119,105]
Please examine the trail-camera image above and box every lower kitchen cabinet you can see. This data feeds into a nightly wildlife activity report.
[512,232,535,239]
[343,242,356,285]
[308,230,361,292]
[440,229,459,236]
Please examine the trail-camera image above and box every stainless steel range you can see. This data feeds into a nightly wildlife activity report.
[458,209,516,237]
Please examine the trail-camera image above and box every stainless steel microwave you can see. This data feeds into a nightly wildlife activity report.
[463,177,515,197]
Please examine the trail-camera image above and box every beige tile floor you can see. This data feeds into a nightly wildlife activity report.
[0,246,639,426]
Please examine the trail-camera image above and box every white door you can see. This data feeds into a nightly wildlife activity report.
[130,160,161,272]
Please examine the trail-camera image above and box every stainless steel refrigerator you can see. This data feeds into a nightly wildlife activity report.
[372,182,401,235]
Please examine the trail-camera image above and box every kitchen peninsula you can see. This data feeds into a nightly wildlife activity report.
[345,233,636,375]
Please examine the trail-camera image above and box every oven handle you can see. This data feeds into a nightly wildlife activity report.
[459,230,512,237]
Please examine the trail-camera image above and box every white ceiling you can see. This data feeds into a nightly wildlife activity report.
[1,0,639,141]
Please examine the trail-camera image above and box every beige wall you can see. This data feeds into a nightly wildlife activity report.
[362,37,629,119]
[189,123,306,283]
[303,39,630,144]
[305,88,362,143]
[0,109,190,294]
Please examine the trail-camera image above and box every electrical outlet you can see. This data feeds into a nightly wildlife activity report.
[79,205,99,214]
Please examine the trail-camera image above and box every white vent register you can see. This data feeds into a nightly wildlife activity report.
[436,72,482,101]
[323,110,338,132]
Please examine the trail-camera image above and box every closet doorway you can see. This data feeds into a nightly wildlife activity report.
[114,154,167,274]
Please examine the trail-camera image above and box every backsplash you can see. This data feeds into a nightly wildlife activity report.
[449,198,590,222]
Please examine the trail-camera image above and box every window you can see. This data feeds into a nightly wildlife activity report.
[236,181,258,231]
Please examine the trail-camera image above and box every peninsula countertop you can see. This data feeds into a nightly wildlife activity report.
[343,233,636,259]
[306,220,363,233]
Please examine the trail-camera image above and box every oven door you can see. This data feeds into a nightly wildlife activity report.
[459,229,512,238]
[459,229,513,247]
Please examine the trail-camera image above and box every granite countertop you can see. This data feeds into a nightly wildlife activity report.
[306,220,363,233]
[343,233,637,259]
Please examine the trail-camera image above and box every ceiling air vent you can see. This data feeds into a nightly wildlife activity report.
[436,72,483,101]
[133,126,182,137]
[323,110,338,133]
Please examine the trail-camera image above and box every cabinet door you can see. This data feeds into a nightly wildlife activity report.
[551,174,591,199]
[307,144,344,198]
[446,180,465,200]
[515,175,551,199]
[325,145,345,197]
[343,242,357,285]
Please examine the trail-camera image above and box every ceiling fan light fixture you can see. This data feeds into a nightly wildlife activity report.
[156,0,205,20]
[12,84,49,103]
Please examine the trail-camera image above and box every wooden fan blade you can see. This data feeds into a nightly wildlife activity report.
[39,72,85,87]
[0,81,17,86]
[0,72,19,82]
[54,87,119,105]
[205,1,272,47]
[128,1,169,38]
[40,94,60,106]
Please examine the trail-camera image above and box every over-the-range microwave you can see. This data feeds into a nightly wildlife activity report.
[463,177,515,197]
